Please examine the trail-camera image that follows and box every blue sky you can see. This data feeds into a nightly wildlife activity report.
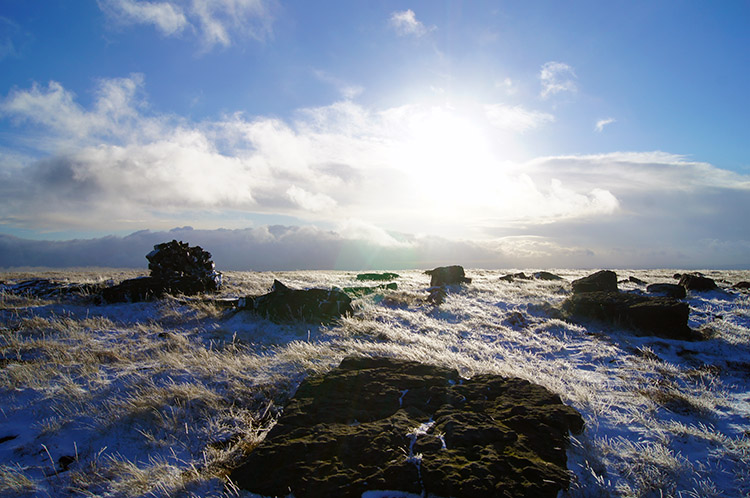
[0,1,749,269]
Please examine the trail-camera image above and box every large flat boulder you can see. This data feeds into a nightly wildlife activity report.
[425,265,472,287]
[572,270,618,294]
[679,273,718,291]
[563,291,693,340]
[356,272,400,281]
[230,356,583,498]
[240,280,353,323]
[647,283,687,299]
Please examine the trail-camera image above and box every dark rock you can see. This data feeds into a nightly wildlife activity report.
[343,283,397,297]
[533,271,564,281]
[628,276,647,285]
[563,291,694,340]
[679,273,718,291]
[356,272,400,281]
[230,356,583,498]
[499,272,531,282]
[100,275,219,303]
[733,281,750,290]
[673,273,682,280]
[240,280,353,323]
[101,240,222,303]
[647,283,687,299]
[425,265,472,286]
[427,286,447,305]
[58,455,76,472]
[572,270,618,294]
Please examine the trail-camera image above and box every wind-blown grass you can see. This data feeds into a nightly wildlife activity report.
[1,269,749,497]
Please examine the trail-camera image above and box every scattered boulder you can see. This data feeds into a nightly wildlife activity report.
[563,291,694,340]
[499,272,531,282]
[647,283,687,299]
[230,356,584,498]
[356,272,400,281]
[425,265,472,287]
[240,280,353,323]
[101,240,222,303]
[733,281,750,290]
[572,270,618,294]
[679,273,718,292]
[628,276,647,285]
[533,271,564,281]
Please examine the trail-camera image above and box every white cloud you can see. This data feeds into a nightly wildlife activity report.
[286,185,337,213]
[99,0,275,50]
[595,117,616,132]
[484,103,554,132]
[312,70,364,100]
[100,0,188,35]
[540,61,577,99]
[389,9,433,37]
[2,78,750,268]
[495,77,518,96]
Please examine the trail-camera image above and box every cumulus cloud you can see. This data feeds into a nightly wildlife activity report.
[540,61,577,99]
[2,77,749,268]
[389,9,433,37]
[595,117,616,132]
[484,103,554,132]
[99,0,275,50]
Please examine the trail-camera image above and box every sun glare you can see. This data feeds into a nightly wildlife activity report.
[392,105,499,218]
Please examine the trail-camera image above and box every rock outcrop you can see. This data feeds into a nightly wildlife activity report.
[571,270,618,294]
[647,283,687,299]
[425,265,472,287]
[532,271,563,281]
[563,291,693,340]
[499,272,531,282]
[230,356,584,498]
[240,280,353,323]
[356,272,400,281]
[679,273,718,291]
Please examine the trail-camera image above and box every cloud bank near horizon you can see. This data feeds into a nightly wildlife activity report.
[1,75,749,269]
[1,224,748,271]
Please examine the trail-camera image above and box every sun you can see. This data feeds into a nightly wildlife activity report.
[391,104,500,219]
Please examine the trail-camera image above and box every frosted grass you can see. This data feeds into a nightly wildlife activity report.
[1,268,749,497]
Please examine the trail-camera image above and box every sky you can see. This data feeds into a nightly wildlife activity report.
[1,1,749,270]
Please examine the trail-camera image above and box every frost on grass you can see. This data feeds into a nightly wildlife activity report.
[1,268,750,497]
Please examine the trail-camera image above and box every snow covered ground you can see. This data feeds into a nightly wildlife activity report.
[1,269,749,497]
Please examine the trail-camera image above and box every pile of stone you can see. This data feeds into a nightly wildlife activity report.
[101,240,222,303]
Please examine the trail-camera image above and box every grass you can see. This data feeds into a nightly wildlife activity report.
[1,268,749,497]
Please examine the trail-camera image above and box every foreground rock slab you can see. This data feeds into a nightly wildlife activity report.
[230,356,584,498]
[240,279,353,323]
